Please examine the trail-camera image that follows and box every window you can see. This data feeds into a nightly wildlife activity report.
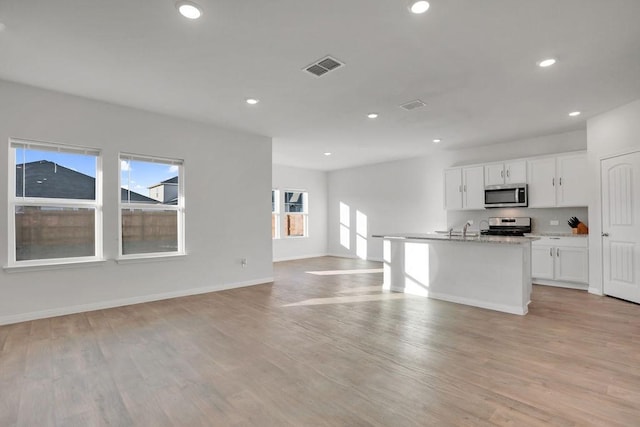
[284,191,308,237]
[272,189,280,239]
[119,154,184,258]
[8,139,102,266]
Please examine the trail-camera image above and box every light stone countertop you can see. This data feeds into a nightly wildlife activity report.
[372,233,539,245]
[526,232,588,238]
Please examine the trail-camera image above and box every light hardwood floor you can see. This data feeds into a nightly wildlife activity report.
[1,256,639,426]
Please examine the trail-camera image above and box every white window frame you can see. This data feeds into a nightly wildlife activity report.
[272,189,280,239]
[118,153,185,260]
[7,138,103,268]
[283,190,308,238]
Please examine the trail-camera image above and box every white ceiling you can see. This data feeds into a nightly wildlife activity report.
[1,0,639,171]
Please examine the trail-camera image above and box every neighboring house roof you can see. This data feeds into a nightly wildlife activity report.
[16,160,157,203]
[149,176,178,188]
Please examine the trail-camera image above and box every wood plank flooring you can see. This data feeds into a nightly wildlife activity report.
[1,256,639,426]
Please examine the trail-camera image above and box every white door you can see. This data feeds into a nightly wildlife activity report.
[484,163,505,186]
[601,152,640,303]
[444,168,462,210]
[463,166,485,209]
[557,153,588,207]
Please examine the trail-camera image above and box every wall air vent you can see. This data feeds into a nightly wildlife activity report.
[400,99,427,111]
[303,55,344,77]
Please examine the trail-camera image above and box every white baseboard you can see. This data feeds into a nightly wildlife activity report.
[273,253,329,262]
[0,276,274,326]
[325,252,358,259]
[533,280,588,290]
[428,291,527,316]
[588,286,604,296]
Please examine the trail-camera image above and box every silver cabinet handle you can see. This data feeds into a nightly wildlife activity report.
[602,232,609,237]
[556,248,560,257]
[506,169,510,178]
[459,185,462,193]
[552,177,555,186]
[559,177,562,186]
[501,170,504,178]
[549,248,553,256]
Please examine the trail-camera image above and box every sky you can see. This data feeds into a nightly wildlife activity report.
[16,148,179,196]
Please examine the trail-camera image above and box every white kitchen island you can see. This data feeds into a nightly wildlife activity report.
[374,233,538,315]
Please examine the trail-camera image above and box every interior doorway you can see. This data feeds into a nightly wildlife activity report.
[601,151,640,304]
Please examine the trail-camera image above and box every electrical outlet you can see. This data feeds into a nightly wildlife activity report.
[550,220,559,226]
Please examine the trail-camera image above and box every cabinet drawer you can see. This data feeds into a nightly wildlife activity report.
[532,236,588,248]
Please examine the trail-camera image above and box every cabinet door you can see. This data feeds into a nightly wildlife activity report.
[505,160,527,184]
[555,247,589,283]
[484,163,505,186]
[532,245,555,280]
[527,157,556,207]
[557,153,588,207]
[444,168,463,210]
[463,166,485,209]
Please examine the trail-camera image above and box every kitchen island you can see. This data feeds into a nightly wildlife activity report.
[373,233,538,315]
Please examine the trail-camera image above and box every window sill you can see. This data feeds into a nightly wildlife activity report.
[3,258,107,273]
[115,252,187,264]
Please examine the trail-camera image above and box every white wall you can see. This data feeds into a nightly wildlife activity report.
[0,80,273,325]
[272,164,327,261]
[587,98,640,295]
[327,130,586,261]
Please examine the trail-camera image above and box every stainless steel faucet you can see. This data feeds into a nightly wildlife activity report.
[463,222,471,239]
[448,227,454,238]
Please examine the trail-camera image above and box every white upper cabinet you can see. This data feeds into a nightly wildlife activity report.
[556,153,589,207]
[444,166,484,210]
[463,166,485,209]
[527,152,588,208]
[484,161,527,186]
[444,168,463,210]
[527,157,557,207]
[444,151,587,210]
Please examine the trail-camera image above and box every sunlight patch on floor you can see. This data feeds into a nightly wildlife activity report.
[305,268,383,276]
[282,292,415,307]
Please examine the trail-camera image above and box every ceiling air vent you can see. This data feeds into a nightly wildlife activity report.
[400,99,427,111]
[304,55,344,77]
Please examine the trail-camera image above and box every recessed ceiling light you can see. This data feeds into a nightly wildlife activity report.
[433,139,442,144]
[246,98,259,105]
[538,58,557,68]
[409,1,430,14]
[324,152,332,156]
[367,113,379,119]
[176,1,203,19]
[569,111,581,117]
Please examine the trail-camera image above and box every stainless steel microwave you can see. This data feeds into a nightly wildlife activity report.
[484,184,528,208]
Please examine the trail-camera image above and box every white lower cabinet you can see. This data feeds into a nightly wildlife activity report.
[531,237,588,289]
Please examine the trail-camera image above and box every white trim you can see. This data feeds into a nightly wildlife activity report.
[533,279,588,290]
[273,253,329,262]
[588,287,604,296]
[0,276,274,326]
[116,252,187,264]
[3,258,107,273]
[428,291,528,316]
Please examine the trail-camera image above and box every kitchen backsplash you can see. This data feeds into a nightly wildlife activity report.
[447,207,589,234]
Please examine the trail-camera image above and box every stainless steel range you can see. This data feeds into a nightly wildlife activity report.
[480,217,531,236]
